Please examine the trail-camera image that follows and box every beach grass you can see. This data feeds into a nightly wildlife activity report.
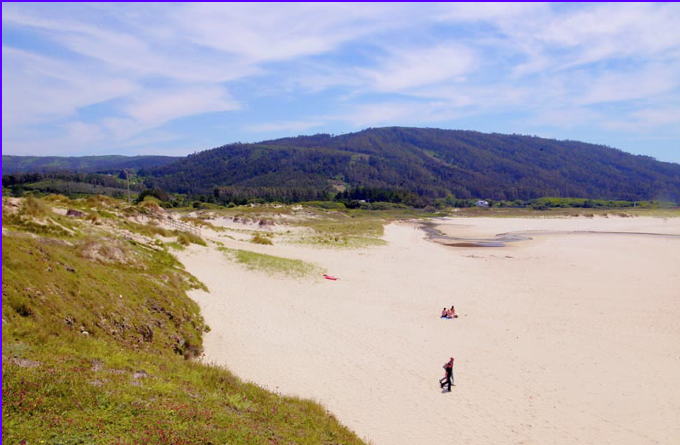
[209,204,294,217]
[123,220,173,237]
[176,231,207,246]
[180,215,226,232]
[165,241,186,250]
[297,213,388,247]
[220,247,321,277]
[250,232,274,245]
[121,220,207,246]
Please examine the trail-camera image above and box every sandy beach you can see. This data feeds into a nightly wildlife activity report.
[178,216,680,445]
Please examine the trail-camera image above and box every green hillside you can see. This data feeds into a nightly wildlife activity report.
[7,128,680,204]
[146,127,680,202]
[3,155,180,174]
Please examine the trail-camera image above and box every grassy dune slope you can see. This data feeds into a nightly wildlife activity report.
[2,196,364,445]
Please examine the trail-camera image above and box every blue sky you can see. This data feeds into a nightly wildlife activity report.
[3,3,680,162]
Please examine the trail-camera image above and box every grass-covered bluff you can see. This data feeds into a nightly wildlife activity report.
[2,195,365,445]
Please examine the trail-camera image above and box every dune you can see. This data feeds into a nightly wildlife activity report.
[178,216,680,445]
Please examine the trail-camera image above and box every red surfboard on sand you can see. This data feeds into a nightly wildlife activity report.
[322,274,338,281]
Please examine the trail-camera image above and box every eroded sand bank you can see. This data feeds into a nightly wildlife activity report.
[179,216,680,445]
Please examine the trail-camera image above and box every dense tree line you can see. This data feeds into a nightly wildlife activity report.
[143,127,680,203]
[2,155,180,174]
[335,187,424,206]
[213,186,330,205]
[2,171,142,199]
[2,172,140,189]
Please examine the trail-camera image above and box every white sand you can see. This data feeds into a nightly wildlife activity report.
[178,216,680,445]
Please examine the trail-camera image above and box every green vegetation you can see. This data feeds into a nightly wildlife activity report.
[135,189,171,204]
[143,127,680,204]
[305,216,384,238]
[3,197,80,238]
[3,235,206,358]
[176,231,207,246]
[220,247,320,277]
[3,338,361,445]
[121,220,206,247]
[250,232,274,245]
[298,212,388,248]
[137,195,164,209]
[525,197,676,210]
[180,215,226,232]
[198,202,436,248]
[123,220,172,238]
[2,196,364,444]
[22,195,55,217]
[299,200,347,210]
[212,204,294,217]
[6,129,680,208]
[2,172,142,200]
[165,241,186,251]
[2,154,179,174]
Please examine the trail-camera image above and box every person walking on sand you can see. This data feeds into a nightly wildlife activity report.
[439,357,455,391]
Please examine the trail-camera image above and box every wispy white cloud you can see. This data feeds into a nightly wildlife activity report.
[2,46,137,128]
[539,4,680,64]
[125,86,239,127]
[361,44,476,92]
[3,3,680,160]
[170,3,410,63]
[4,5,257,83]
[574,64,679,105]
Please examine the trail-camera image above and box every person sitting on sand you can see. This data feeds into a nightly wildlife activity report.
[441,307,451,319]
[439,357,455,391]
[449,306,458,318]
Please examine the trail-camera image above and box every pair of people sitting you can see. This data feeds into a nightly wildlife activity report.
[440,306,458,319]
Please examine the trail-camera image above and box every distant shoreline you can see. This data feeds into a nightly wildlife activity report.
[419,220,531,247]
[420,216,680,248]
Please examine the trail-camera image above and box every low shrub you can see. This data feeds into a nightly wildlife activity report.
[250,232,273,245]
[176,231,206,246]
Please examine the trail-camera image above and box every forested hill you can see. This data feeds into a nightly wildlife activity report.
[3,155,180,174]
[146,127,680,202]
